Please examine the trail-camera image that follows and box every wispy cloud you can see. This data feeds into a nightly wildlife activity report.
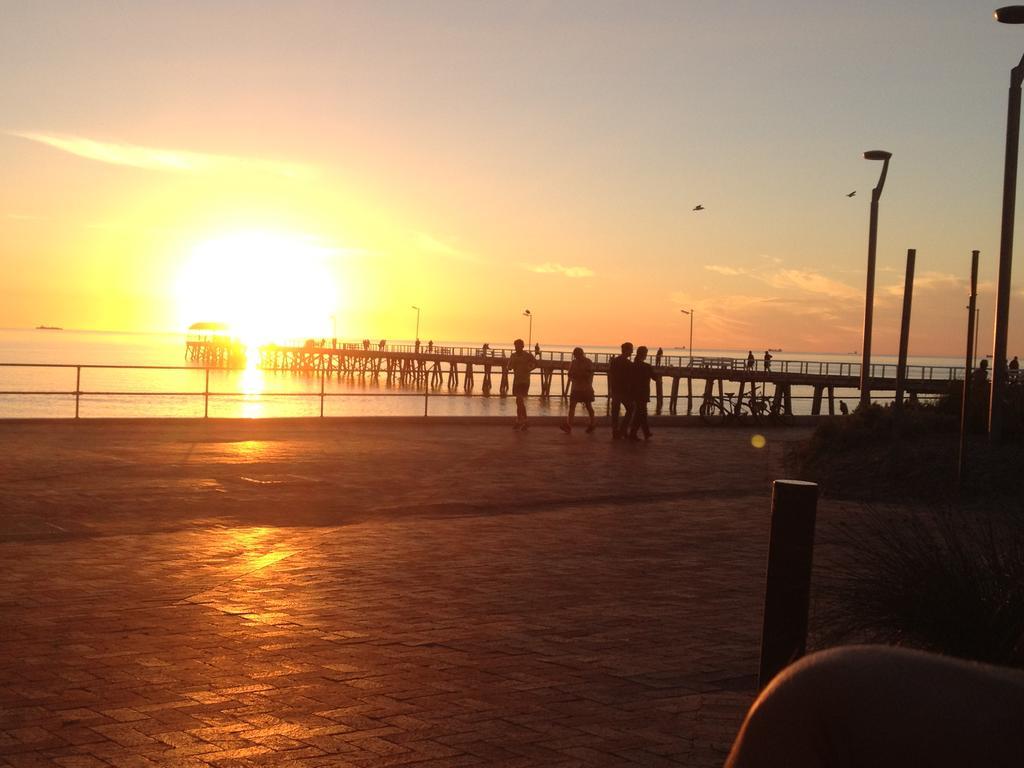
[524,262,595,278]
[882,271,962,297]
[704,264,748,276]
[415,232,479,263]
[9,131,313,179]
[763,269,861,301]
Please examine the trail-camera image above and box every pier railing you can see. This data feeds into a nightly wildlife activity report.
[197,339,968,383]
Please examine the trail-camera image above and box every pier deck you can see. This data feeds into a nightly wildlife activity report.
[186,340,965,415]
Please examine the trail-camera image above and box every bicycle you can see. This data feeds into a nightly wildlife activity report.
[748,394,796,426]
[699,391,795,426]
[699,391,761,425]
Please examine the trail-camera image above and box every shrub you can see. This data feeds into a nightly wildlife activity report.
[815,506,1024,668]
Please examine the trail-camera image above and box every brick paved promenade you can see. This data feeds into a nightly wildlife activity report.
[0,420,811,767]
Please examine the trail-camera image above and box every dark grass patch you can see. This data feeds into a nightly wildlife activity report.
[812,506,1024,668]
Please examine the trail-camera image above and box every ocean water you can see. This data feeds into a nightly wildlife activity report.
[0,329,966,419]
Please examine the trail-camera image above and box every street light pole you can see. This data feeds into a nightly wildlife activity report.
[680,309,694,365]
[523,309,532,348]
[859,150,892,409]
[411,305,420,344]
[990,6,1024,439]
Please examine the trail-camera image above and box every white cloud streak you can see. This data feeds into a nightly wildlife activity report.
[704,265,747,276]
[10,131,313,179]
[524,262,595,278]
[416,232,479,263]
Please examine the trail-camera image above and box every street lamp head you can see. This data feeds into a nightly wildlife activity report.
[863,150,892,161]
[995,6,1024,23]
[680,309,690,315]
[412,305,419,310]
[523,309,531,316]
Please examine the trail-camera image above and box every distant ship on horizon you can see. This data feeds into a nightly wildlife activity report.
[35,325,63,331]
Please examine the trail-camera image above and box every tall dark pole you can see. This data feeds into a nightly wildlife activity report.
[523,309,532,348]
[974,308,981,368]
[894,249,916,410]
[990,45,1024,438]
[412,305,420,343]
[960,250,980,481]
[859,151,892,409]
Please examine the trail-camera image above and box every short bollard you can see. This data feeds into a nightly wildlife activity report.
[757,479,818,691]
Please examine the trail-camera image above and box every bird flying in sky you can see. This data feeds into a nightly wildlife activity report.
[693,204,704,211]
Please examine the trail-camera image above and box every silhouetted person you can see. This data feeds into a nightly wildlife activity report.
[363,339,370,350]
[763,350,773,371]
[507,338,537,431]
[482,342,489,355]
[561,347,596,434]
[839,400,849,416]
[747,350,755,370]
[415,339,421,352]
[379,339,386,350]
[973,358,989,388]
[1010,355,1020,377]
[427,340,433,352]
[608,342,634,439]
[629,346,656,441]
[534,342,541,357]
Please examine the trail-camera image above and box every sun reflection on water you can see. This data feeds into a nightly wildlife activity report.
[239,362,265,418]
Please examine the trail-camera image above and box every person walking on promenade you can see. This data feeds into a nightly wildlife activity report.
[629,346,656,441]
[747,350,755,370]
[534,342,541,358]
[655,347,663,366]
[763,350,773,372]
[1010,355,1020,379]
[507,338,537,431]
[560,347,596,434]
[608,342,634,439]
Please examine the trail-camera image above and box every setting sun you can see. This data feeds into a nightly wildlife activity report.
[175,231,341,346]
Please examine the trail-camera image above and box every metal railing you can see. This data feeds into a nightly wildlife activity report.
[0,362,450,419]
[1,360,952,420]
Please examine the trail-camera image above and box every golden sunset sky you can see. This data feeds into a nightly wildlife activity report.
[2,1,1024,354]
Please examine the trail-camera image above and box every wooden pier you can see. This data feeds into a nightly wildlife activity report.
[185,339,964,416]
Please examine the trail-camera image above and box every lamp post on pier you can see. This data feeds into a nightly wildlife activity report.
[859,149,892,409]
[523,309,533,348]
[411,305,420,345]
[680,309,694,365]
[989,6,1024,439]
